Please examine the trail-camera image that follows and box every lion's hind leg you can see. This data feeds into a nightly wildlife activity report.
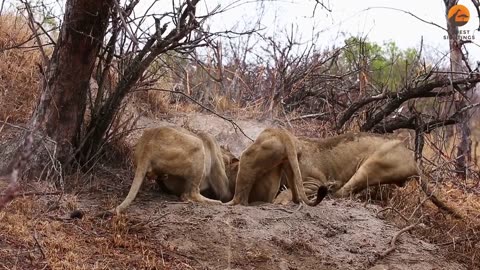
[178,148,222,204]
[176,170,222,204]
[334,141,416,197]
[227,138,284,206]
[248,166,282,203]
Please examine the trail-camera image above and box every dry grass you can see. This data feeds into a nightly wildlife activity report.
[0,14,43,123]
[132,88,266,120]
[133,90,172,117]
[0,177,197,269]
[373,176,480,269]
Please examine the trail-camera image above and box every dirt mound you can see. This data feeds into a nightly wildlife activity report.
[93,191,465,270]
[2,188,465,269]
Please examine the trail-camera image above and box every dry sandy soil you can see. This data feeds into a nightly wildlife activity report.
[0,113,473,269]
[0,187,466,270]
[98,192,468,270]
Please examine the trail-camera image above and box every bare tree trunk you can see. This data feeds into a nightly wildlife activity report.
[445,0,471,177]
[32,0,112,164]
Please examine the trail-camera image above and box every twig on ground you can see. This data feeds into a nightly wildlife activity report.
[0,116,8,134]
[259,206,295,214]
[18,191,62,197]
[289,113,328,122]
[380,220,420,258]
[32,229,46,259]
[160,242,208,269]
[437,236,480,246]
[408,196,429,220]
[130,212,169,229]
[376,207,409,222]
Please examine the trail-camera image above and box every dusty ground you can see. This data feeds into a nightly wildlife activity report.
[0,113,475,269]
[103,191,467,270]
[0,186,468,270]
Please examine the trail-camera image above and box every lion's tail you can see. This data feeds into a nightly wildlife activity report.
[283,131,326,206]
[114,160,148,214]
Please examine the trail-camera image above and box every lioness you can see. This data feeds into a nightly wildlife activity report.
[115,127,234,214]
[155,145,238,202]
[227,128,418,206]
[226,128,328,206]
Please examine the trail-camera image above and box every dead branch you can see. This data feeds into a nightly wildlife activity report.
[376,207,409,222]
[0,35,53,210]
[18,191,62,196]
[22,0,49,65]
[289,113,328,122]
[373,102,480,134]
[33,229,46,259]
[312,0,332,13]
[408,196,429,220]
[0,120,56,144]
[380,220,420,258]
[0,180,19,209]
[337,75,480,131]
[365,7,446,31]
[113,0,139,46]
[0,127,38,210]
[437,236,480,246]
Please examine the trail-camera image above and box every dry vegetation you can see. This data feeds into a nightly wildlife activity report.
[0,14,41,123]
[0,191,200,269]
[1,10,480,269]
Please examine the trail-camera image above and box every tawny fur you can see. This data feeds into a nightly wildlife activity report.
[115,127,234,214]
[228,128,419,206]
[226,128,327,206]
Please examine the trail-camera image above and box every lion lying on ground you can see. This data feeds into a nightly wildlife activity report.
[115,127,236,214]
[227,128,418,206]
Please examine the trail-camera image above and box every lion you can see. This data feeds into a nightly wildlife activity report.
[227,128,418,206]
[226,128,329,206]
[115,127,235,214]
[155,144,238,201]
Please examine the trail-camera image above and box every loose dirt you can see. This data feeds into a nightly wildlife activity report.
[99,190,466,270]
